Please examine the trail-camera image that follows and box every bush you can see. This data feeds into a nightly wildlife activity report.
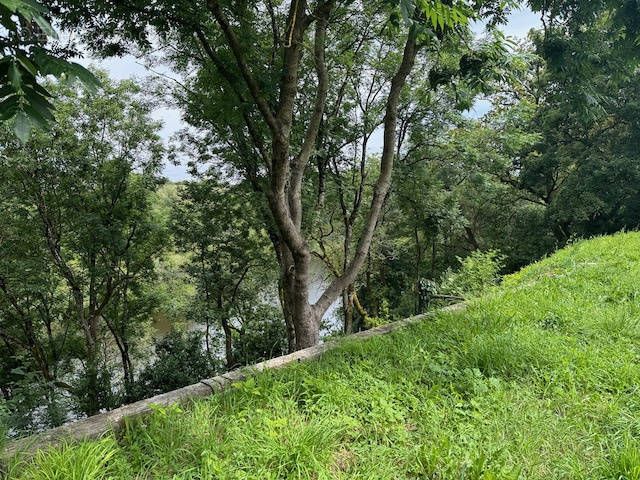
[440,249,504,298]
[73,366,116,417]
[131,331,219,400]
[0,375,72,437]
[233,305,288,366]
[363,299,391,329]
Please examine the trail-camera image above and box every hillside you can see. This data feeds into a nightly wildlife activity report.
[6,232,640,479]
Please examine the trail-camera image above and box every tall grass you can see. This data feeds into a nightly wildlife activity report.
[4,438,120,480]
[6,232,640,479]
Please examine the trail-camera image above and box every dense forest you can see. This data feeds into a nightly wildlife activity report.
[1,0,639,439]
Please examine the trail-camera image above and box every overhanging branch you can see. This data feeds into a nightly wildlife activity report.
[207,0,280,135]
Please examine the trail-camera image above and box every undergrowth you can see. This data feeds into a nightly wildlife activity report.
[5,232,640,479]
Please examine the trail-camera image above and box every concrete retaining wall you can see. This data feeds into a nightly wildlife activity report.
[4,303,464,457]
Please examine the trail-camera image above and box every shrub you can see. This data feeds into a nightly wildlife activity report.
[73,366,116,417]
[232,305,288,366]
[440,249,504,298]
[364,299,391,329]
[131,330,219,400]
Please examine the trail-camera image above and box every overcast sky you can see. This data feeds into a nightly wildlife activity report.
[78,6,542,181]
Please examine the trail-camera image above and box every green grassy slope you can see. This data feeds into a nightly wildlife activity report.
[7,232,640,479]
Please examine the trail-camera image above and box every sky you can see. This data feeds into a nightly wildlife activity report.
[78,6,542,181]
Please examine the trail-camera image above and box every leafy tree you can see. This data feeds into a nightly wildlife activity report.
[172,175,279,366]
[467,2,640,246]
[0,73,166,419]
[45,0,513,349]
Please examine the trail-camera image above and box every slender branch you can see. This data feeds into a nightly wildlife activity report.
[230,264,252,305]
[314,28,419,317]
[194,28,271,167]
[207,0,279,134]
[289,0,335,229]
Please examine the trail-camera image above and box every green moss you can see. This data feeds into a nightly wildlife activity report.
[7,232,640,479]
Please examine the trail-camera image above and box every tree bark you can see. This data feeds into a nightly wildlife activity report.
[221,317,234,369]
[342,286,354,335]
[209,3,418,349]
[278,278,296,352]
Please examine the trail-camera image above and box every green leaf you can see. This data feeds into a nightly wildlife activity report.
[69,63,101,91]
[32,50,70,76]
[13,0,48,17]
[32,13,58,39]
[16,53,38,76]
[13,110,31,142]
[0,0,22,13]
[399,0,415,25]
[28,80,53,98]
[8,61,21,89]
[22,103,50,129]
[22,85,55,121]
[0,94,20,120]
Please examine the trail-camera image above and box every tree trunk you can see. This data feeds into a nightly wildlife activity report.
[277,242,297,352]
[278,279,296,352]
[465,226,480,250]
[221,317,235,368]
[215,291,234,368]
[276,240,319,350]
[291,250,319,349]
[342,287,354,334]
[201,249,212,357]
[311,29,419,321]
[211,0,416,350]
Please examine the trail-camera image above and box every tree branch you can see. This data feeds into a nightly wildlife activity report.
[194,28,271,168]
[289,0,335,229]
[207,0,279,134]
[313,28,419,317]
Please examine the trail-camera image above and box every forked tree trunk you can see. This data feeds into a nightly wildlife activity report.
[208,0,418,350]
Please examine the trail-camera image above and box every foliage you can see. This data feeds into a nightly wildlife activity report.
[7,232,640,478]
[3,0,640,451]
[42,0,517,349]
[0,0,99,141]
[5,437,121,480]
[440,250,504,298]
[363,299,392,329]
[0,73,166,425]
[232,305,289,367]
[171,176,280,364]
[131,331,219,400]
